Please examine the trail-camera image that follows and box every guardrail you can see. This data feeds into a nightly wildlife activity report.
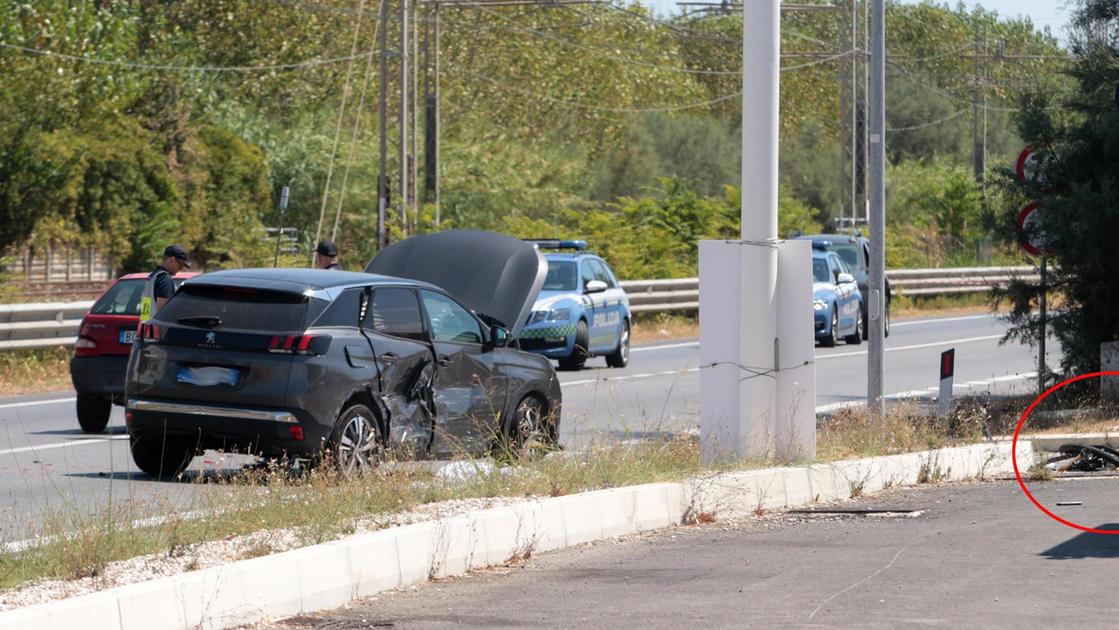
[0,266,1036,350]
[0,301,93,350]
[620,265,1036,313]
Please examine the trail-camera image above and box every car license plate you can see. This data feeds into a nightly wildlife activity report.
[119,329,137,344]
[176,366,240,387]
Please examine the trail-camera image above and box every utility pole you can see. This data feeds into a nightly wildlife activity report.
[400,0,410,237]
[839,0,856,228]
[972,25,988,184]
[377,0,390,249]
[862,0,870,224]
[411,0,419,225]
[423,1,441,224]
[433,1,441,223]
[867,0,886,417]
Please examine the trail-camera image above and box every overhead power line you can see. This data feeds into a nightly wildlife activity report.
[886,108,967,132]
[458,67,741,112]
[442,0,742,76]
[0,41,375,72]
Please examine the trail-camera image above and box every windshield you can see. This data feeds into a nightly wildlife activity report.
[812,258,831,284]
[90,277,190,316]
[830,243,860,269]
[90,279,145,315]
[542,260,578,291]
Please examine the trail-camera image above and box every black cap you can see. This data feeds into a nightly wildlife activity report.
[316,240,338,257]
[163,244,191,268]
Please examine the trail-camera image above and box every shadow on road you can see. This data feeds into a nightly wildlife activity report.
[63,467,250,484]
[28,426,128,436]
[1040,525,1119,559]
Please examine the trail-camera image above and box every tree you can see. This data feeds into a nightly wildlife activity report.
[996,0,1119,377]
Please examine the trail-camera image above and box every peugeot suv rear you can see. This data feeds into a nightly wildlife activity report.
[125,232,561,479]
[70,272,195,433]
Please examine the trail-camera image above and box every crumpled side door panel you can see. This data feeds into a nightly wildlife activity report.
[364,332,436,457]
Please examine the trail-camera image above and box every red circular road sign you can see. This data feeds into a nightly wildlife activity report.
[1016,202,1054,257]
[1015,144,1052,188]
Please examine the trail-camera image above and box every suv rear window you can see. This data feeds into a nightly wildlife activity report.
[90,279,145,315]
[157,285,317,331]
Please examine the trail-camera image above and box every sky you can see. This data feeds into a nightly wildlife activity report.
[645,0,1072,43]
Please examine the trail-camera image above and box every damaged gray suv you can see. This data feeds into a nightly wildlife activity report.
[124,231,562,478]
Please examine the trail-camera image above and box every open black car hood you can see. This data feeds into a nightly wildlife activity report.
[366,230,546,338]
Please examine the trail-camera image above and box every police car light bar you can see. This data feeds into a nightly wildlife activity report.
[811,240,832,251]
[524,239,588,251]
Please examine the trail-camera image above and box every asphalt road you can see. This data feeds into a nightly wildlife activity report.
[270,478,1119,629]
[0,313,1057,538]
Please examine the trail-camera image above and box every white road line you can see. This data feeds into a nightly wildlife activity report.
[0,435,128,457]
[0,396,75,411]
[891,313,997,327]
[819,334,1004,360]
[631,341,698,353]
[813,372,1036,413]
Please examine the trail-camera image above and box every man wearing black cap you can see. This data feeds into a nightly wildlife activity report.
[314,240,341,270]
[140,245,191,322]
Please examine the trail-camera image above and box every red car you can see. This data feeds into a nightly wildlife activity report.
[70,271,197,433]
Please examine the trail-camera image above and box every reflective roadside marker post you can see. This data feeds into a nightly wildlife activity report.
[938,348,955,417]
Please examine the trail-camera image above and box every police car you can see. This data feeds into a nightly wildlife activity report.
[519,241,631,370]
[812,243,864,347]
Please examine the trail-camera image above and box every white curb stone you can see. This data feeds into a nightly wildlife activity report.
[0,441,1035,630]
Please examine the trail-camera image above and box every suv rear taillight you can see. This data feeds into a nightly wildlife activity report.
[139,322,161,342]
[268,334,331,356]
[74,336,98,357]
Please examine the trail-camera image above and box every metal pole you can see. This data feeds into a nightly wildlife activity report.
[861,0,870,223]
[434,1,441,225]
[411,0,419,224]
[400,0,410,236]
[274,185,289,268]
[377,0,390,249]
[738,0,779,455]
[1039,256,1048,393]
[838,0,852,227]
[867,0,886,417]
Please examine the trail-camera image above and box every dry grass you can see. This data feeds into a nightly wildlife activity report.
[0,348,73,397]
[0,437,705,591]
[891,292,1000,319]
[631,313,697,345]
[816,400,991,461]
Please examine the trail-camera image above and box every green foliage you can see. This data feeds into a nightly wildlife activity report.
[994,0,1119,376]
[0,0,1069,280]
[589,112,741,201]
[176,126,273,270]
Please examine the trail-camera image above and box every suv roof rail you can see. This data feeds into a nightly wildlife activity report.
[524,239,588,251]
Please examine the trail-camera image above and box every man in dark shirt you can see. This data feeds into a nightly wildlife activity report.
[314,240,341,270]
[141,245,191,322]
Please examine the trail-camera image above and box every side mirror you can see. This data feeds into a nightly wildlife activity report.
[585,279,608,294]
[837,272,855,285]
[490,325,510,347]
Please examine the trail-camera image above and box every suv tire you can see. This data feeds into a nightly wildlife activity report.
[76,393,111,434]
[329,403,381,477]
[605,320,630,368]
[130,437,196,480]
